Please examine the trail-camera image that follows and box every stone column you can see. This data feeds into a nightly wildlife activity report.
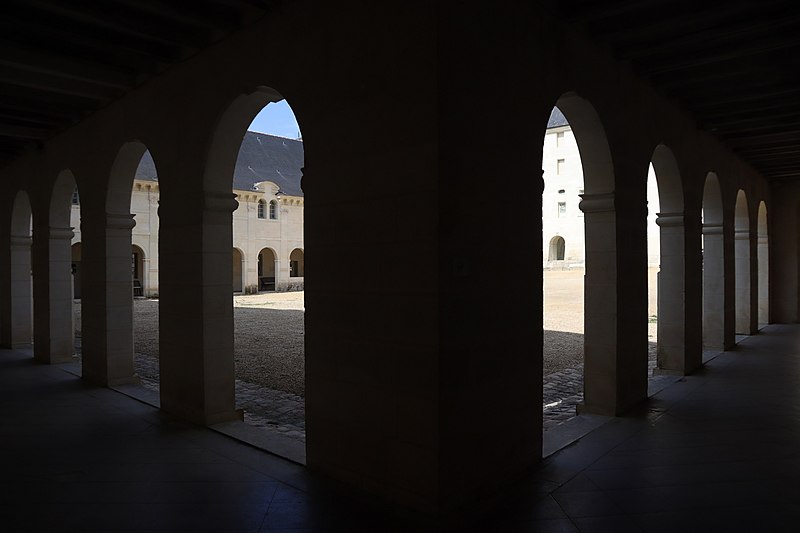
[702,223,725,349]
[578,192,648,416]
[9,234,33,347]
[757,232,769,326]
[274,258,283,291]
[734,228,753,335]
[81,213,137,386]
[33,225,74,363]
[654,212,700,374]
[158,192,240,425]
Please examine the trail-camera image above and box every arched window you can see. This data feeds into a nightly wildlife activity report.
[269,200,278,220]
[257,199,266,219]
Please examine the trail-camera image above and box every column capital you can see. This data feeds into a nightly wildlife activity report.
[10,235,32,247]
[579,192,615,214]
[203,192,239,213]
[758,234,768,245]
[106,213,136,231]
[702,223,723,236]
[49,226,74,240]
[655,212,685,228]
[734,228,751,240]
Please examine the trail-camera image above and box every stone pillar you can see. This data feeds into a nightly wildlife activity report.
[9,234,33,347]
[81,213,137,386]
[702,223,725,349]
[734,227,756,335]
[758,233,769,326]
[158,192,239,425]
[274,258,283,291]
[33,225,74,363]
[578,192,648,416]
[654,212,699,374]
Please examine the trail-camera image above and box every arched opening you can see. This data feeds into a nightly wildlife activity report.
[9,190,33,347]
[649,145,692,373]
[71,242,82,299]
[541,94,621,432]
[757,201,769,327]
[34,169,79,363]
[232,248,244,293]
[702,172,725,350]
[204,88,306,455]
[94,141,160,389]
[547,236,565,261]
[735,189,751,335]
[289,248,304,278]
[257,247,277,291]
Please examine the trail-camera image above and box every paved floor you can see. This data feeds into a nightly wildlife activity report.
[3,324,800,531]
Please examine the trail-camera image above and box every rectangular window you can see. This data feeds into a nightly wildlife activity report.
[557,159,565,175]
[558,202,566,217]
[556,131,564,147]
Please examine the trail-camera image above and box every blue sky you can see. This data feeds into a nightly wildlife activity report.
[247,99,301,138]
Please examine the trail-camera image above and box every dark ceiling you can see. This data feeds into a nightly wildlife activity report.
[1,1,799,181]
[0,0,271,165]
[549,0,800,181]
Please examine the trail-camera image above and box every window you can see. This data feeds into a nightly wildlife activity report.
[556,159,565,175]
[269,200,277,220]
[558,189,565,194]
[71,188,80,205]
[556,131,564,147]
[257,199,266,219]
[558,202,566,217]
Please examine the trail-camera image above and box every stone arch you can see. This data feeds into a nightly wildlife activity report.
[257,247,278,291]
[702,172,724,349]
[290,248,305,278]
[34,169,79,363]
[553,93,614,195]
[548,236,565,261]
[107,141,151,216]
[232,247,245,293]
[648,144,695,372]
[203,86,285,195]
[9,190,33,347]
[545,94,629,415]
[734,189,751,334]
[50,170,78,228]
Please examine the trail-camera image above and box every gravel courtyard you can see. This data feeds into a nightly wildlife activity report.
[75,268,660,436]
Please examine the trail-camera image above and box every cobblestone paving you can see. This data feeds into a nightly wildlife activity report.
[542,341,662,430]
[132,353,306,444]
[80,339,666,439]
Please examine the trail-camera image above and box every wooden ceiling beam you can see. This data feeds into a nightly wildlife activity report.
[0,124,51,140]
[17,0,208,52]
[0,44,135,90]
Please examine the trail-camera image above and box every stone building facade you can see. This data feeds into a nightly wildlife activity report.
[70,131,305,296]
[543,108,661,268]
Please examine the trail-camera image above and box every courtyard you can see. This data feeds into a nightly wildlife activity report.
[74,268,660,441]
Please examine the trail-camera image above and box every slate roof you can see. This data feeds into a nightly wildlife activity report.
[547,107,569,129]
[135,131,305,196]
